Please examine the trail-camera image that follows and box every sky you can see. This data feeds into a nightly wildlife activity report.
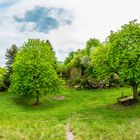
[0,0,140,67]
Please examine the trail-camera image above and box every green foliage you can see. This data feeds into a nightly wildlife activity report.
[64,40,111,89]
[5,44,18,72]
[10,39,63,104]
[3,44,18,88]
[91,44,109,80]
[0,68,4,84]
[91,20,140,98]
[64,51,75,65]
[0,68,7,91]
[107,20,140,98]
[65,49,84,68]
[107,20,140,86]
[62,38,111,89]
[85,38,101,56]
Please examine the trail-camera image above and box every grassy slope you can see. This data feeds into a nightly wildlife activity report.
[0,87,140,140]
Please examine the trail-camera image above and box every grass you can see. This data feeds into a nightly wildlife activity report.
[0,87,140,139]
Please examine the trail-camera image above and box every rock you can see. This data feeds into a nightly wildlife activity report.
[54,96,65,100]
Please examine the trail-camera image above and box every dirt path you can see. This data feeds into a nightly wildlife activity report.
[66,123,74,140]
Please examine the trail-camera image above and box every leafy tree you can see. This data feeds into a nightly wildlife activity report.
[70,49,84,68]
[84,38,101,80]
[4,44,18,88]
[46,40,58,70]
[91,44,109,79]
[64,51,75,65]
[10,39,63,105]
[108,20,140,99]
[85,38,101,56]
[92,20,140,99]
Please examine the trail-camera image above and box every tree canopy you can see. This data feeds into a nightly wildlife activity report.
[10,39,63,104]
[92,20,140,99]
[3,44,18,88]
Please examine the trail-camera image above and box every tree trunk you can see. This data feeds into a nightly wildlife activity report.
[36,91,40,105]
[132,84,138,101]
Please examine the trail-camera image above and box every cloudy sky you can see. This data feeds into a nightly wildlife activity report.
[0,0,140,66]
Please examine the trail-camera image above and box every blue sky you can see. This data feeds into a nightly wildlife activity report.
[0,0,140,66]
[0,0,16,8]
[14,6,72,33]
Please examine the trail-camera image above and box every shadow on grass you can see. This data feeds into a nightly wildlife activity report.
[11,94,68,111]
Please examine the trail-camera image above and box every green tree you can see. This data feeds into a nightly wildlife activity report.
[10,39,63,105]
[108,20,140,99]
[63,39,101,88]
[85,38,101,56]
[92,20,140,99]
[64,51,75,65]
[3,44,18,88]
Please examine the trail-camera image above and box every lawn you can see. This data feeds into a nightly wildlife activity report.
[0,87,140,140]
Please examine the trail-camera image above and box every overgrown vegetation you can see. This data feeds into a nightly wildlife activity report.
[61,20,140,100]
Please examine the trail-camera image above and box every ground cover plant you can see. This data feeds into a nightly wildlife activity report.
[0,87,140,140]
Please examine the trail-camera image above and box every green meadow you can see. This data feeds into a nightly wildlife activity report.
[0,87,140,140]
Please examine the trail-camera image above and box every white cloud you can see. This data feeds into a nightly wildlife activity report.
[0,0,140,66]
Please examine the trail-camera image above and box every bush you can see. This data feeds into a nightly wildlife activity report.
[0,68,7,91]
